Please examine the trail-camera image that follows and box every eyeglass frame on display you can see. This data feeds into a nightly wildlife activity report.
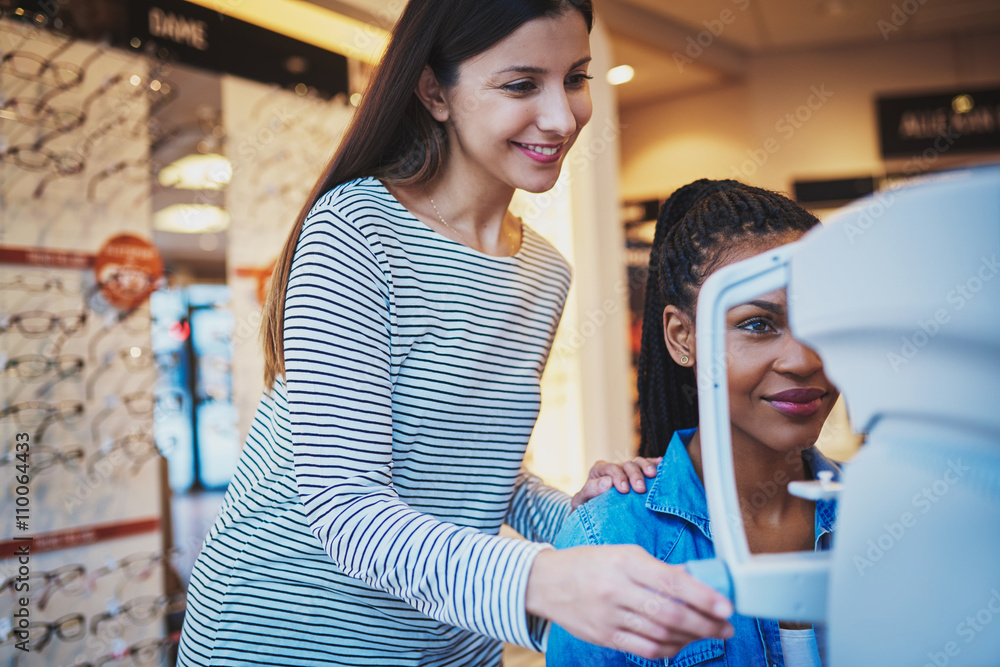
[3,354,85,381]
[3,44,108,91]
[0,31,82,91]
[0,399,85,438]
[0,563,87,612]
[84,631,181,667]
[89,592,187,638]
[0,611,86,653]
[0,310,89,339]
[38,401,87,443]
[89,388,183,442]
[0,271,85,295]
[88,548,181,591]
[87,431,177,477]
[0,142,85,175]
[0,95,87,134]
[84,346,156,401]
[87,308,154,360]
[0,441,85,474]
[86,157,160,204]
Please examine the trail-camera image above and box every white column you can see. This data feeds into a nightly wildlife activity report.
[518,22,633,494]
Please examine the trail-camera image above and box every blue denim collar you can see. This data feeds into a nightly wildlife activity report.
[645,428,713,539]
[645,428,841,546]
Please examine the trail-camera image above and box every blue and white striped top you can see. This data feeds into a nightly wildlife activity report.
[177,177,575,666]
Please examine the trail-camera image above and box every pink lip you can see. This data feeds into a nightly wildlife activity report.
[764,388,827,418]
[512,141,563,164]
[766,388,826,402]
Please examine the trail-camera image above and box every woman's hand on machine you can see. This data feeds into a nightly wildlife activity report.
[571,456,661,509]
[527,545,735,659]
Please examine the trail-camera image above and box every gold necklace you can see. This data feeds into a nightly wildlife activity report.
[427,194,522,252]
[427,194,473,246]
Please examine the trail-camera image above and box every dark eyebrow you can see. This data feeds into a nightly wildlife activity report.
[494,56,592,77]
[745,300,785,316]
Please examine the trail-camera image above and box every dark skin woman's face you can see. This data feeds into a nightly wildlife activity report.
[665,233,839,455]
[723,283,837,455]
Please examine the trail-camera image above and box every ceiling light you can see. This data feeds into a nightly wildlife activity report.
[607,65,635,86]
[153,204,231,234]
[952,94,974,114]
[158,153,232,190]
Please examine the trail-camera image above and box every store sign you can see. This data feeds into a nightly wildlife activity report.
[126,0,348,98]
[6,0,348,97]
[793,176,875,207]
[877,87,1000,158]
[148,6,209,51]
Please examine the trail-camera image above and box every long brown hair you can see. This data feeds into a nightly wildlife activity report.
[262,0,594,389]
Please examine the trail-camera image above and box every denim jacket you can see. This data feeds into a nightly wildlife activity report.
[546,428,839,667]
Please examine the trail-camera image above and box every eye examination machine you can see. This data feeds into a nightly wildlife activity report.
[686,164,1000,665]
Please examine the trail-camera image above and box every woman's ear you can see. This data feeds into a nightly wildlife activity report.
[663,305,695,367]
[414,65,449,123]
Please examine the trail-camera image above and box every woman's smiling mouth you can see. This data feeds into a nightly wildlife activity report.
[512,141,564,162]
[764,388,827,418]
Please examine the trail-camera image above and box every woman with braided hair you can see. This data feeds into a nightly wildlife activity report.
[547,179,842,666]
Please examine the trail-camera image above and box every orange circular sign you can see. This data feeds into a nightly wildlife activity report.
[93,234,164,310]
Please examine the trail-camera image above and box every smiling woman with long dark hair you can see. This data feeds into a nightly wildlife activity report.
[176,2,734,665]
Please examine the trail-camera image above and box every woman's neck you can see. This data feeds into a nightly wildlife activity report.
[389,167,520,256]
[686,428,815,553]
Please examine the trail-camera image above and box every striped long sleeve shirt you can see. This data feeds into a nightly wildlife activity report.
[177,177,575,666]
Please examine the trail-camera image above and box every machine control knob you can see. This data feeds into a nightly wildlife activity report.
[788,470,843,501]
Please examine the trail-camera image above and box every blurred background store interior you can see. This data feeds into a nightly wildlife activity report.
[1,0,999,664]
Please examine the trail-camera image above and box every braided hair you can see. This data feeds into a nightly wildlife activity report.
[637,179,820,457]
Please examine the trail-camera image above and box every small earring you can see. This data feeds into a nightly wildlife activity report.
[680,355,689,365]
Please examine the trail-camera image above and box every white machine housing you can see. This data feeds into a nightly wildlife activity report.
[688,165,1000,666]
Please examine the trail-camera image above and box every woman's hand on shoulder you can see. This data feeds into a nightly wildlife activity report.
[571,456,661,510]
[526,545,734,660]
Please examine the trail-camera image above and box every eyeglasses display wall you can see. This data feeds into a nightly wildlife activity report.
[1,23,167,249]
[1,9,363,663]
[2,16,174,667]
[0,537,181,666]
